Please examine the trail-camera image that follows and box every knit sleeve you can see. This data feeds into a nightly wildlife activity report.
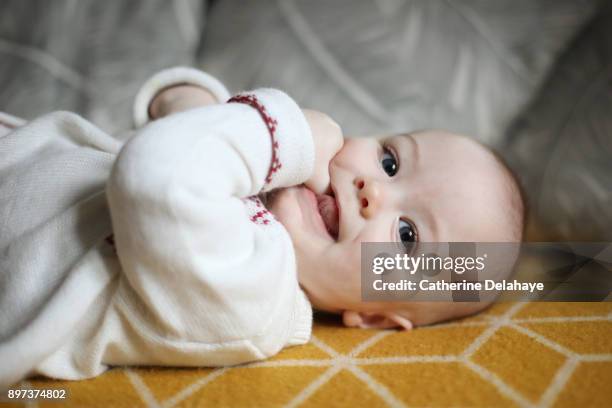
[132,66,232,128]
[106,89,314,365]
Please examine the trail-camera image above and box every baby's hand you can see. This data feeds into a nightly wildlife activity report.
[302,109,344,194]
[149,85,219,120]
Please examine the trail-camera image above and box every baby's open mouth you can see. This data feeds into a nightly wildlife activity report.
[316,192,339,240]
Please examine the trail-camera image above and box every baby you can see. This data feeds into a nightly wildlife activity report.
[0,67,524,387]
[150,75,525,329]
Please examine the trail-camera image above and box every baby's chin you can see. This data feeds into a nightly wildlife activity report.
[264,187,301,231]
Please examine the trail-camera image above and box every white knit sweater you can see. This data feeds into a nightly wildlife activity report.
[0,68,314,388]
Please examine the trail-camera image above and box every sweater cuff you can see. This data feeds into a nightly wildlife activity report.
[286,289,313,346]
[133,66,231,128]
[230,89,314,192]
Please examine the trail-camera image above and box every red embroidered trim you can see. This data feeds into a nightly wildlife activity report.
[247,196,263,207]
[228,94,282,185]
[244,196,274,226]
[250,210,271,224]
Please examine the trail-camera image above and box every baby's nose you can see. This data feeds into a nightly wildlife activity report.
[355,177,382,219]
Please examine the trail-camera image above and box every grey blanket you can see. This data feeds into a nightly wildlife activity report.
[1,0,610,240]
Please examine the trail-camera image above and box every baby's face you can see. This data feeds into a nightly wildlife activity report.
[267,130,515,327]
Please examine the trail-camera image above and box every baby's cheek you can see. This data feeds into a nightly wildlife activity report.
[267,188,302,231]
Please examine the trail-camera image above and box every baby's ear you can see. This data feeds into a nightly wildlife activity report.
[342,311,413,330]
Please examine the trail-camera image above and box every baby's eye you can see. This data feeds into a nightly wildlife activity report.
[381,146,398,177]
[398,219,418,249]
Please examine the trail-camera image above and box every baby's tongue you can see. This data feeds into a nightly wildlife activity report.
[316,193,339,239]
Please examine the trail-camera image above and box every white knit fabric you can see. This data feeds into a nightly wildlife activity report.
[0,69,314,388]
[132,66,232,128]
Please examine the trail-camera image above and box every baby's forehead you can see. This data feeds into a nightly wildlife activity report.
[391,131,502,178]
[407,130,492,156]
[390,131,517,241]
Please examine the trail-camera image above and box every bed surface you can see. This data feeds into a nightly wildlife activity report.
[10,302,612,408]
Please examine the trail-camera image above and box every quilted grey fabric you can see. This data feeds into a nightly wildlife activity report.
[503,4,612,241]
[0,0,205,134]
[0,0,609,240]
[197,0,598,145]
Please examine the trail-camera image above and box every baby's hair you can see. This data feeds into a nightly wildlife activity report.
[390,132,529,325]
[481,147,528,288]
[488,148,528,243]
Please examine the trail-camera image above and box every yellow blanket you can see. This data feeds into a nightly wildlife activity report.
[7,302,611,407]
